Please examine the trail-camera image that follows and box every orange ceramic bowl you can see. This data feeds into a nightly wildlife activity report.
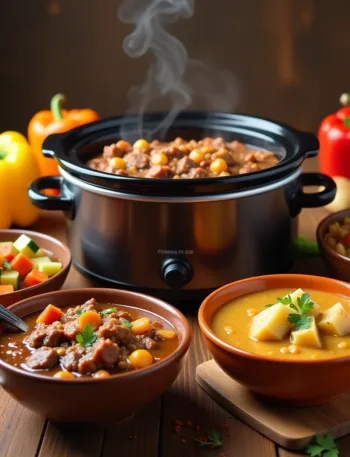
[0,229,72,306]
[198,274,350,407]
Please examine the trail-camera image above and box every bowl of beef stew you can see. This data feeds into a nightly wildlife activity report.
[0,288,191,427]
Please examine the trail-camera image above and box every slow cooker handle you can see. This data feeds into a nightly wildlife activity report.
[28,176,73,211]
[293,173,336,208]
[298,131,319,158]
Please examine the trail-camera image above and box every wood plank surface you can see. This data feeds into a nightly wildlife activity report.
[1,158,349,456]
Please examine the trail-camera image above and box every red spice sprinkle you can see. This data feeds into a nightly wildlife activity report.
[195,425,200,431]
[185,420,192,427]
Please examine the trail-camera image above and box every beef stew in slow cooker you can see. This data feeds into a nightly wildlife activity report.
[87,137,279,179]
[0,298,178,379]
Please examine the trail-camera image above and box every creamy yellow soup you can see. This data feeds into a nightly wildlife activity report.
[212,289,350,360]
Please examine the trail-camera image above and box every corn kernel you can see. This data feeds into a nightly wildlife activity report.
[133,139,149,150]
[55,347,66,356]
[109,157,126,170]
[53,371,75,380]
[189,149,205,164]
[93,370,111,379]
[210,158,228,174]
[329,223,340,235]
[338,342,348,349]
[201,146,215,154]
[151,152,168,166]
[336,242,346,256]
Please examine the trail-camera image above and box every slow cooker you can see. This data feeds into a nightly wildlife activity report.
[28,112,336,302]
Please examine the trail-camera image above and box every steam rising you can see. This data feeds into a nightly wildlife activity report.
[118,0,240,138]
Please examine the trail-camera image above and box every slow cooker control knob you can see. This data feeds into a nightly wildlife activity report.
[160,258,193,289]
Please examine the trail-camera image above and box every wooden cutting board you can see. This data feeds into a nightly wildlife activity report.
[196,359,350,450]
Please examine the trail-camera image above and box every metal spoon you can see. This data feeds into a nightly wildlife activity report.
[0,304,28,332]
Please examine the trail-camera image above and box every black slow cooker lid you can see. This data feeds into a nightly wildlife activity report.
[42,111,318,197]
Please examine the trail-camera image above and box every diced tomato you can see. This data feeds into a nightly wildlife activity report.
[344,233,350,247]
[36,304,63,325]
[0,242,16,262]
[24,269,49,287]
[0,285,14,294]
[10,253,33,277]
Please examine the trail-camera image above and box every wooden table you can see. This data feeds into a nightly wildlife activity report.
[1,164,350,457]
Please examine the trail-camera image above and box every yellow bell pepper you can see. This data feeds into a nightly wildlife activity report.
[0,131,40,229]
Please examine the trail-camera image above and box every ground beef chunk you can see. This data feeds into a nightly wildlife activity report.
[63,321,80,340]
[78,339,119,374]
[212,149,236,165]
[81,298,99,311]
[26,347,59,370]
[98,319,136,344]
[43,325,65,347]
[176,157,198,175]
[141,336,158,350]
[187,167,208,178]
[124,152,150,169]
[159,146,183,159]
[61,345,86,372]
[145,165,172,178]
[102,144,124,159]
[26,324,49,348]
[116,310,132,321]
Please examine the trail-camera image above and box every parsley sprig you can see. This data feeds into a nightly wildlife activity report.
[305,434,339,457]
[1,259,11,270]
[76,324,97,347]
[120,319,133,329]
[195,429,223,448]
[99,307,117,315]
[265,292,314,331]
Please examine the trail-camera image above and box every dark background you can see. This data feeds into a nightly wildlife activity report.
[0,0,348,135]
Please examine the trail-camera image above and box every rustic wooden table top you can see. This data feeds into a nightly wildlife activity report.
[1,160,350,457]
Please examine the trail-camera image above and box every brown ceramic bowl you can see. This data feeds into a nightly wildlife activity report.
[198,274,350,407]
[0,229,71,306]
[0,288,191,427]
[317,209,350,282]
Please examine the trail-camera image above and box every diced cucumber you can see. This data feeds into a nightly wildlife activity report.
[38,262,62,277]
[33,248,46,258]
[1,270,20,290]
[32,256,52,267]
[13,235,40,258]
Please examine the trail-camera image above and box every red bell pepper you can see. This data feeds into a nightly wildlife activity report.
[318,93,350,179]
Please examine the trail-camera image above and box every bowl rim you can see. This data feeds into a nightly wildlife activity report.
[0,228,72,298]
[0,287,191,383]
[316,209,350,264]
[198,273,350,364]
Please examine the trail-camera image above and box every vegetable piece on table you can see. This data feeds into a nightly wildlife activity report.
[78,311,102,330]
[0,285,14,294]
[318,302,350,336]
[318,93,350,213]
[290,316,322,348]
[28,93,99,180]
[11,253,34,277]
[249,303,291,341]
[36,304,63,325]
[13,234,39,258]
[295,236,320,256]
[0,270,20,290]
[0,242,18,262]
[24,269,49,287]
[0,131,40,229]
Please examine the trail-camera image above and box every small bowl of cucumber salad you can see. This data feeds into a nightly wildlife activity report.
[0,230,71,306]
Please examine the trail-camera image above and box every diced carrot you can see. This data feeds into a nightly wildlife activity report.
[0,242,17,262]
[10,253,34,277]
[0,253,3,265]
[24,269,49,287]
[36,304,63,325]
[78,311,102,330]
[0,285,14,294]
[131,317,151,335]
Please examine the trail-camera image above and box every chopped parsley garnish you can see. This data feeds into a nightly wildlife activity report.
[99,307,117,315]
[2,259,11,270]
[120,319,133,329]
[305,433,339,457]
[76,324,97,347]
[75,309,86,316]
[195,429,223,448]
[265,292,314,330]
